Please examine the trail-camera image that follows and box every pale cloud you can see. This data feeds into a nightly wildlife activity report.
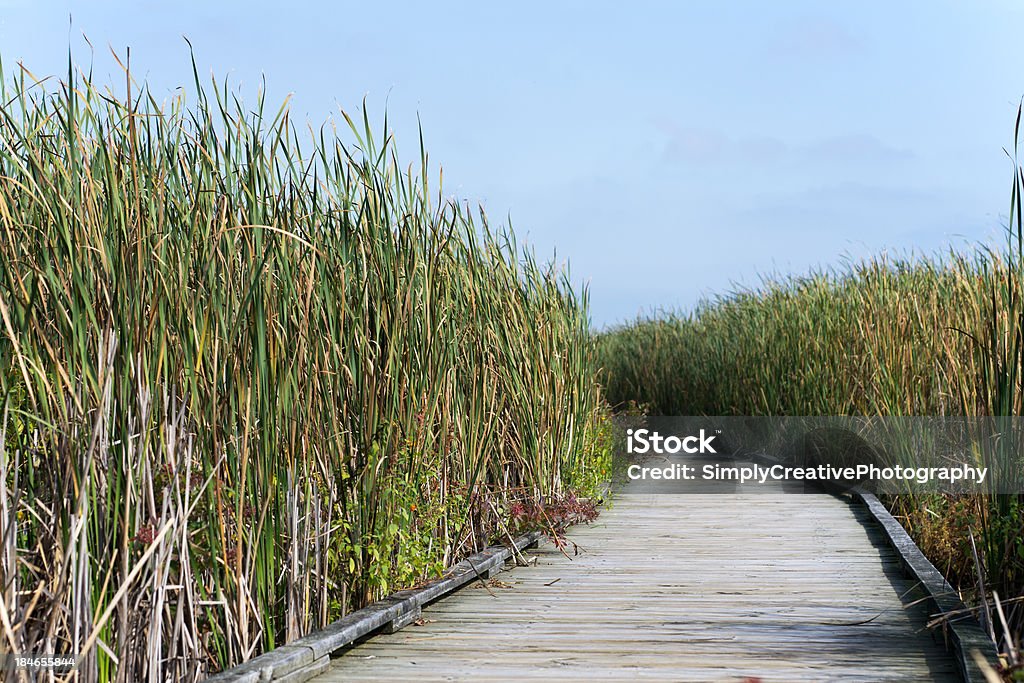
[729,182,956,239]
[745,136,789,164]
[790,181,938,205]
[653,118,784,165]
[656,125,913,167]
[764,16,864,60]
[745,182,943,213]
[803,134,914,163]
[661,127,729,163]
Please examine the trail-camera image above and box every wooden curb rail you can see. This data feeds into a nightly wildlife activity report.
[205,530,542,683]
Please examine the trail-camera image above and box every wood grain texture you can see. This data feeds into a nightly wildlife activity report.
[317,486,958,682]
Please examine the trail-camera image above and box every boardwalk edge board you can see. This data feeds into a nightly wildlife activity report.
[205,530,543,683]
[853,489,1001,683]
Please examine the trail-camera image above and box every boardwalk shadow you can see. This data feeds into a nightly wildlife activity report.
[776,427,886,494]
[842,497,959,681]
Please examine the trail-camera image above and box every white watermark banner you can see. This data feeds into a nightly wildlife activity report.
[612,416,1024,494]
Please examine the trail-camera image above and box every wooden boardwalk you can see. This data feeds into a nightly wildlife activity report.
[318,487,958,681]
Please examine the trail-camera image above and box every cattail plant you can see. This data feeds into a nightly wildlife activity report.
[0,55,612,681]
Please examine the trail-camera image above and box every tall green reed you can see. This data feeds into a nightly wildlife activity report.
[0,56,610,681]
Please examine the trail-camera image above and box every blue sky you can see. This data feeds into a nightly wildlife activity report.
[2,1,1023,326]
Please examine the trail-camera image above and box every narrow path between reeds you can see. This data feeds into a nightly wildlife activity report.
[317,475,957,682]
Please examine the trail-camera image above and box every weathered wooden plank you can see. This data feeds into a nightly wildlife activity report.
[318,488,962,682]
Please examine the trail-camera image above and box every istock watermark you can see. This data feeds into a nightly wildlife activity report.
[627,462,988,485]
[626,428,718,454]
[611,416,1024,494]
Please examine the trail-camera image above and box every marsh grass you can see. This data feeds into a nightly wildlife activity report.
[597,110,1024,664]
[0,56,611,681]
[598,251,1024,651]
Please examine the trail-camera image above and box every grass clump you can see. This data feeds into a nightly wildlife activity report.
[0,56,611,680]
